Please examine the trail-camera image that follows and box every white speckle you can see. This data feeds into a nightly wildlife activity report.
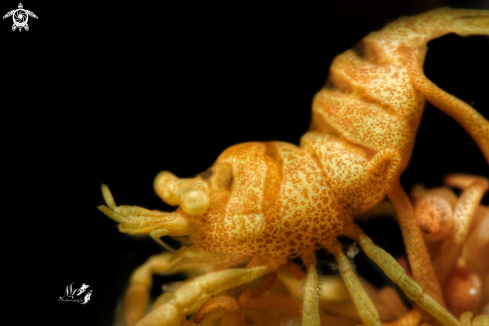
[347,243,359,258]
[469,288,477,296]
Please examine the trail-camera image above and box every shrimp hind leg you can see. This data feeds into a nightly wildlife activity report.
[341,219,459,326]
[121,246,249,326]
[321,238,382,326]
[136,257,278,326]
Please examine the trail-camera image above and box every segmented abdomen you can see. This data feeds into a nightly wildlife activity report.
[301,26,427,212]
[191,142,344,260]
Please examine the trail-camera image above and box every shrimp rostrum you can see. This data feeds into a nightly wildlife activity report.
[98,8,489,326]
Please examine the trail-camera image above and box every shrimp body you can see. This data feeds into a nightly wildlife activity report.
[302,8,489,212]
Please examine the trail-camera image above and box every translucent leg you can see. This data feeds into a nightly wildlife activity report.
[123,252,174,326]
[367,149,444,305]
[136,260,276,326]
[323,239,381,326]
[357,234,460,326]
[123,246,245,326]
[301,251,320,326]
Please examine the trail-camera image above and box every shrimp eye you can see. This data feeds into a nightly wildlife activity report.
[181,189,209,215]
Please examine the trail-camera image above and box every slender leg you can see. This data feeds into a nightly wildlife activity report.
[149,229,177,253]
[124,252,173,326]
[354,233,460,326]
[388,179,444,305]
[136,261,277,326]
[367,149,444,306]
[123,246,245,326]
[300,250,320,326]
[322,238,381,326]
[344,210,489,326]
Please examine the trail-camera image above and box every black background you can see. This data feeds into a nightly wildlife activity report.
[2,0,488,325]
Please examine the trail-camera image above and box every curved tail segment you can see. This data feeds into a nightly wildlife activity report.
[394,8,489,164]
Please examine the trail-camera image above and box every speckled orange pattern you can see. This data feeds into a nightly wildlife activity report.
[98,8,489,326]
[185,142,343,261]
[101,8,489,262]
[100,5,489,280]
[301,7,489,212]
